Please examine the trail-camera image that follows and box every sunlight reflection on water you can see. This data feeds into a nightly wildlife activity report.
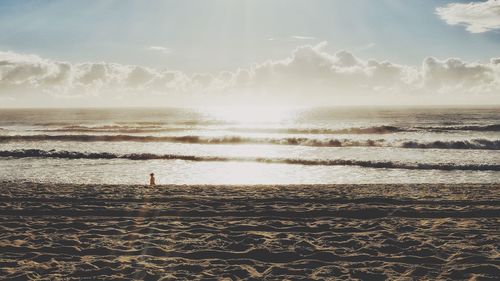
[0,107,499,184]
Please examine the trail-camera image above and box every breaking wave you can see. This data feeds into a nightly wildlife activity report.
[1,134,499,150]
[1,149,499,171]
[421,124,500,132]
[401,140,500,150]
[0,134,382,147]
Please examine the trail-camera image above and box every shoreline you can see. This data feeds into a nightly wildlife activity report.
[3,180,500,188]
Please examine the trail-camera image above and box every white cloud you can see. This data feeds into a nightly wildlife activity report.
[357,42,376,52]
[290,35,316,40]
[436,0,500,33]
[422,57,495,91]
[148,46,172,54]
[1,44,499,107]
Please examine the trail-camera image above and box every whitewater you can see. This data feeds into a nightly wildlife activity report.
[0,106,499,184]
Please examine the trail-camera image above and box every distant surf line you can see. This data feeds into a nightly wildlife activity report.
[27,123,500,134]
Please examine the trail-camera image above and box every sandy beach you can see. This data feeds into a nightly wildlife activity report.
[0,182,498,280]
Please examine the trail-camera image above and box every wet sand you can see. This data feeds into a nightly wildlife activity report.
[0,182,498,280]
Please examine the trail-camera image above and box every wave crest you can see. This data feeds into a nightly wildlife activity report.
[1,149,499,171]
[1,135,499,150]
[402,140,500,150]
[423,124,500,132]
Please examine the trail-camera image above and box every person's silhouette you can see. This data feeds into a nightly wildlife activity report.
[149,173,156,186]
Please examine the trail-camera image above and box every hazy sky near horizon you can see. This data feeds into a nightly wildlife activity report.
[1,0,500,107]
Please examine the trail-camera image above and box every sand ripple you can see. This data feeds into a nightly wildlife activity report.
[0,182,499,280]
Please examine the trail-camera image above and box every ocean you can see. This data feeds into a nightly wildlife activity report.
[0,106,499,184]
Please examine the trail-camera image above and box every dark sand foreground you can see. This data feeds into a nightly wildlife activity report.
[0,182,499,280]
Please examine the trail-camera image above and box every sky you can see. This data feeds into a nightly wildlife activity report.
[0,0,500,107]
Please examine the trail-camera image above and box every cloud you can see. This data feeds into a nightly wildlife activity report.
[356,42,376,52]
[422,57,495,91]
[148,46,172,54]
[229,44,419,104]
[436,0,500,33]
[0,50,189,105]
[1,44,499,107]
[290,35,316,40]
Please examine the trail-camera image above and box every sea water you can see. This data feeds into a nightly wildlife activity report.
[0,106,499,184]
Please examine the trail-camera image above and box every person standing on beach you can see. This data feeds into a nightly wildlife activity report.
[149,173,156,186]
